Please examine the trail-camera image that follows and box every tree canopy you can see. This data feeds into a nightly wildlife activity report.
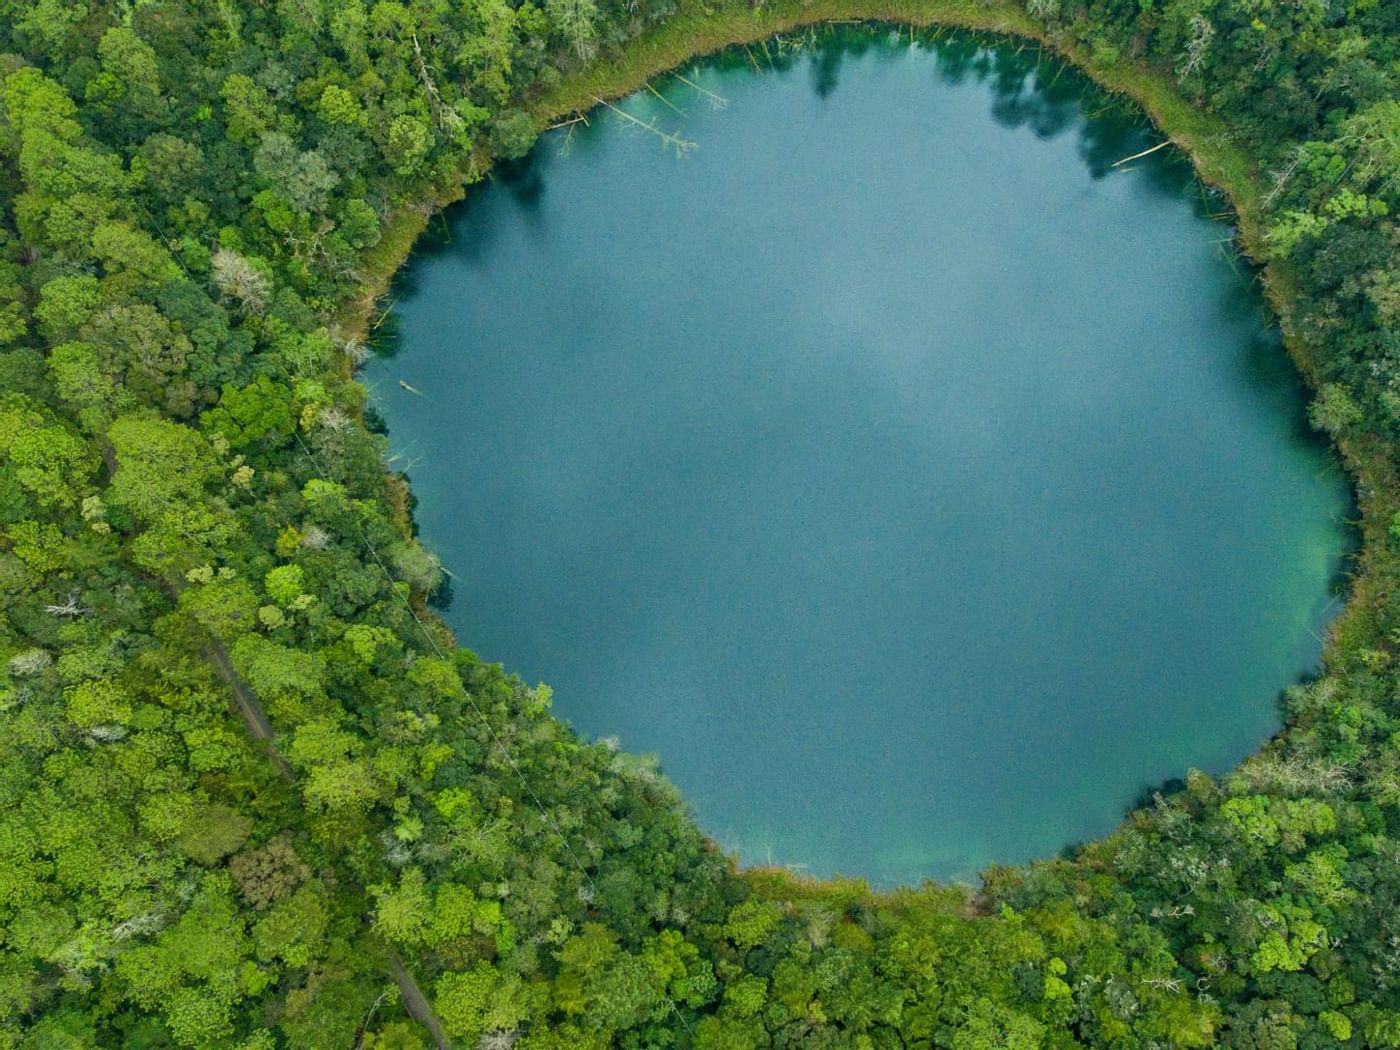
[0,0,1399,1046]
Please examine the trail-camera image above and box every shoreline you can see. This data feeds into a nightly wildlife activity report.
[338,3,1389,899]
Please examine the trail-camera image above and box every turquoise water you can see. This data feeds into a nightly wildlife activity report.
[368,28,1351,885]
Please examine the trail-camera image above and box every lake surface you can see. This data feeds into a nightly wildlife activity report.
[368,27,1351,885]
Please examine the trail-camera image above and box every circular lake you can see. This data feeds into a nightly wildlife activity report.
[368,27,1351,885]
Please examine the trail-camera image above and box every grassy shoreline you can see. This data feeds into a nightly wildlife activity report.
[342,0,1391,894]
[342,1,1251,345]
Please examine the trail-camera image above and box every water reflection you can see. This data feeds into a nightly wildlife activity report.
[369,26,1351,885]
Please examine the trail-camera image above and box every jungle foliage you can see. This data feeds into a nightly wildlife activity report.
[0,0,1398,1047]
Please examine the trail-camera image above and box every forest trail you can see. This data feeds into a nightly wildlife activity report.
[388,950,453,1050]
[203,641,296,784]
[203,638,451,1047]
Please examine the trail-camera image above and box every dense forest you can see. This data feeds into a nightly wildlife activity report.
[0,0,1398,1047]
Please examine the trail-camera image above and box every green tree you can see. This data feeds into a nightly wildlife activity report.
[107,415,215,522]
[384,115,432,176]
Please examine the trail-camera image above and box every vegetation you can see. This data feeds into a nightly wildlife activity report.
[0,0,1398,1047]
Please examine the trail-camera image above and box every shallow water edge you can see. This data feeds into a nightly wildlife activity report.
[339,3,1381,895]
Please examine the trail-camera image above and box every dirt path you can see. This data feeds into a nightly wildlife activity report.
[388,950,452,1050]
[203,636,451,1045]
[203,641,296,784]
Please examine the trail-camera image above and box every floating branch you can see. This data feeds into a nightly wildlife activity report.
[646,81,689,117]
[773,31,804,54]
[1111,140,1171,168]
[546,113,589,130]
[592,96,697,157]
[550,112,590,156]
[1214,240,1245,276]
[673,73,728,109]
[372,297,398,330]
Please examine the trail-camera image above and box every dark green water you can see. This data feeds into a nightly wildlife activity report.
[368,28,1350,885]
